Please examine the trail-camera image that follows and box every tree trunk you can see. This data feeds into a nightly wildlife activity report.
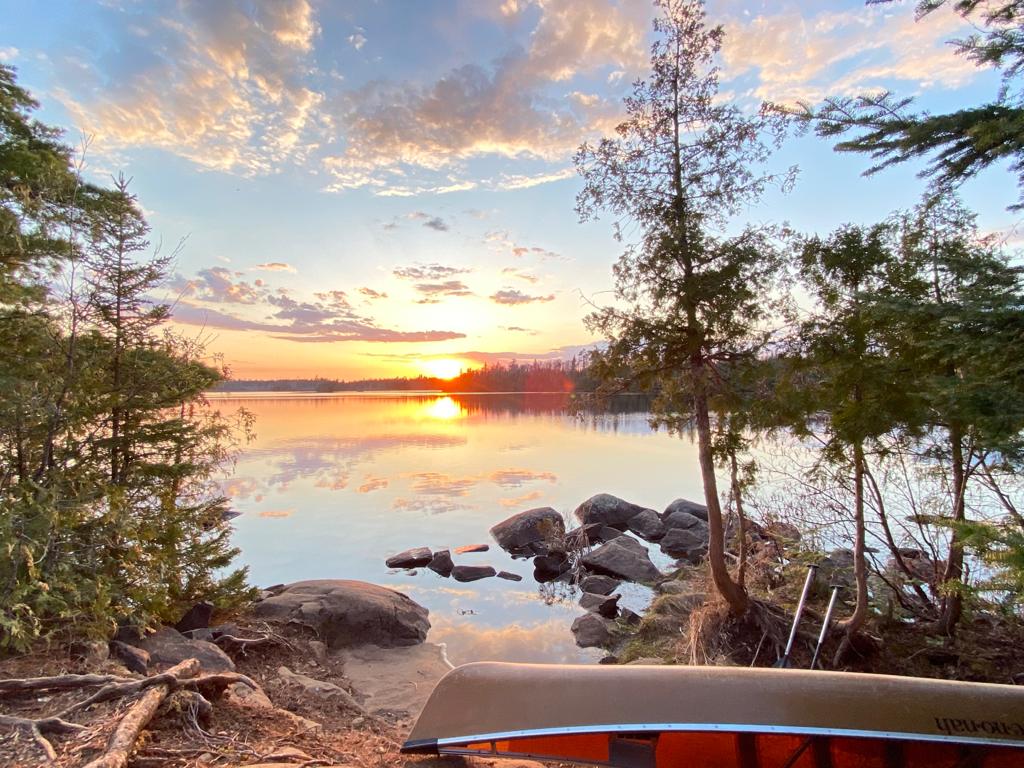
[730,449,747,589]
[836,439,868,664]
[937,423,967,635]
[693,371,748,615]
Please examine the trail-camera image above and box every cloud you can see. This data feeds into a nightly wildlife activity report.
[259,508,295,518]
[408,472,478,497]
[0,47,19,61]
[720,3,981,105]
[172,267,266,304]
[490,288,555,305]
[392,497,471,515]
[414,280,474,304]
[358,287,388,299]
[402,211,450,231]
[502,325,538,334]
[357,476,389,493]
[348,28,367,51]
[486,230,564,261]
[394,263,471,281]
[55,0,321,174]
[254,262,297,272]
[502,267,540,283]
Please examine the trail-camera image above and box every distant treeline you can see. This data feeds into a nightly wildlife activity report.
[213,358,615,393]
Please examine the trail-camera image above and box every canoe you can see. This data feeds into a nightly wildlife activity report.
[401,662,1024,767]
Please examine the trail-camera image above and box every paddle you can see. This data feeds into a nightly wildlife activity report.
[810,584,842,669]
[775,564,817,668]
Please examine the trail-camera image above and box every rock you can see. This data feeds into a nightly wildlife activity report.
[818,548,856,589]
[427,549,454,577]
[497,571,523,582]
[571,613,619,648]
[656,579,690,595]
[308,640,329,663]
[253,580,430,649]
[277,666,364,712]
[386,546,433,569]
[135,627,235,673]
[580,592,621,619]
[627,657,665,665]
[490,507,565,556]
[579,574,620,595]
[262,746,314,763]
[582,536,661,583]
[663,498,709,522]
[455,544,490,554]
[660,527,709,564]
[69,640,109,666]
[451,565,496,582]
[174,602,214,634]
[662,510,708,532]
[263,583,286,596]
[223,680,323,733]
[338,642,452,720]
[533,553,571,582]
[598,655,619,665]
[574,493,651,529]
[619,607,642,626]
[110,640,149,674]
[626,509,666,541]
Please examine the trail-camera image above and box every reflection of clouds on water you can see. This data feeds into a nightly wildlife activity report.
[259,508,295,518]
[428,614,600,665]
[499,490,544,508]
[357,475,389,493]
[408,472,479,496]
[488,468,557,487]
[392,497,473,514]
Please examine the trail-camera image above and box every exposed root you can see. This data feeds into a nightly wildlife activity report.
[0,713,85,762]
[0,673,130,696]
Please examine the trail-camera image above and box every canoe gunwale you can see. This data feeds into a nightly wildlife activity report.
[406,721,1024,753]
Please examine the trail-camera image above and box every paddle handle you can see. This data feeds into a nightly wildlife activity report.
[810,585,841,670]
[780,564,818,666]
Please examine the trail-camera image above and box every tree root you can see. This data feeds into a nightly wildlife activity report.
[0,713,85,762]
[0,673,130,696]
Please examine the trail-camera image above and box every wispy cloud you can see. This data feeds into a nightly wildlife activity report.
[254,262,297,272]
[394,263,471,281]
[414,280,474,304]
[490,288,555,305]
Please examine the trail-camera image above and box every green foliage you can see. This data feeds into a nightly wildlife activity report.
[0,67,254,651]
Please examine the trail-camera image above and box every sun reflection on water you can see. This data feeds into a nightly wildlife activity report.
[424,396,463,420]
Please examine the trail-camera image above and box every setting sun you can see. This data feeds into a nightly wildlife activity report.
[420,358,465,380]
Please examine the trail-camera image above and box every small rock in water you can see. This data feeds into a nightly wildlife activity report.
[533,552,571,582]
[497,570,523,581]
[579,574,621,595]
[579,592,621,619]
[386,547,433,569]
[452,565,496,582]
[619,607,642,626]
[455,544,490,554]
[427,549,454,577]
[571,612,618,648]
[582,536,661,583]
[490,507,565,556]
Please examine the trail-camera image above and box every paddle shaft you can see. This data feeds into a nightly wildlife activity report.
[777,564,817,668]
[810,585,841,669]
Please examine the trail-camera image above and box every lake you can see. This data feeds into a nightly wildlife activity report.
[210,392,705,665]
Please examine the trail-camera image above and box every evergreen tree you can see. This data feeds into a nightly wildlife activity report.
[574,0,793,614]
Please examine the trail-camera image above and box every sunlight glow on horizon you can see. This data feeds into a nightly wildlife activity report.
[419,358,468,380]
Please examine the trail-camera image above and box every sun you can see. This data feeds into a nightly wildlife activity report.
[420,358,464,380]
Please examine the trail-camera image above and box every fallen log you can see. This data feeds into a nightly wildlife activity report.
[0,673,129,696]
[81,658,199,768]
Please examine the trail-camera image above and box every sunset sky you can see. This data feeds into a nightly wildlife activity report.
[2,0,1018,379]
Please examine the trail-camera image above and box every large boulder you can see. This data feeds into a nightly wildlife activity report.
[579,574,621,595]
[135,627,234,673]
[490,507,565,556]
[575,494,652,530]
[451,565,496,582]
[663,510,708,532]
[660,527,709,564]
[253,580,430,649]
[663,498,709,522]
[817,549,855,589]
[571,613,619,649]
[582,536,661,583]
[626,509,667,542]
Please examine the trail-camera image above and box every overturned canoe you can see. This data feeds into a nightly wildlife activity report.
[402,663,1024,767]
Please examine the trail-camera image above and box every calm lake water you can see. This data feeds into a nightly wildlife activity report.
[210,392,705,665]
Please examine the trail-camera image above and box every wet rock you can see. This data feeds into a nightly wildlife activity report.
[656,579,691,595]
[663,498,709,522]
[253,580,430,648]
[626,509,667,541]
[533,552,571,582]
[579,574,620,595]
[574,493,651,530]
[660,527,709,564]
[571,613,619,648]
[174,601,214,634]
[582,536,661,583]
[455,544,490,554]
[386,546,433,569]
[135,627,235,673]
[110,640,149,674]
[497,571,523,582]
[451,565,496,582]
[490,507,565,556]
[619,607,642,626]
[427,549,454,577]
[69,640,109,666]
[580,592,621,619]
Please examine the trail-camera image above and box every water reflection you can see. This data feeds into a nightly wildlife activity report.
[212,391,703,663]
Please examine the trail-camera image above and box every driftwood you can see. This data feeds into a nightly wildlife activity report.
[81,658,199,768]
[0,673,129,696]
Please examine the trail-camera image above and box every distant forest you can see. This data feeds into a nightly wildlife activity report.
[212,358,609,393]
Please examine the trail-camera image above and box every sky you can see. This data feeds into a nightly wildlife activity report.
[1,0,1019,380]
